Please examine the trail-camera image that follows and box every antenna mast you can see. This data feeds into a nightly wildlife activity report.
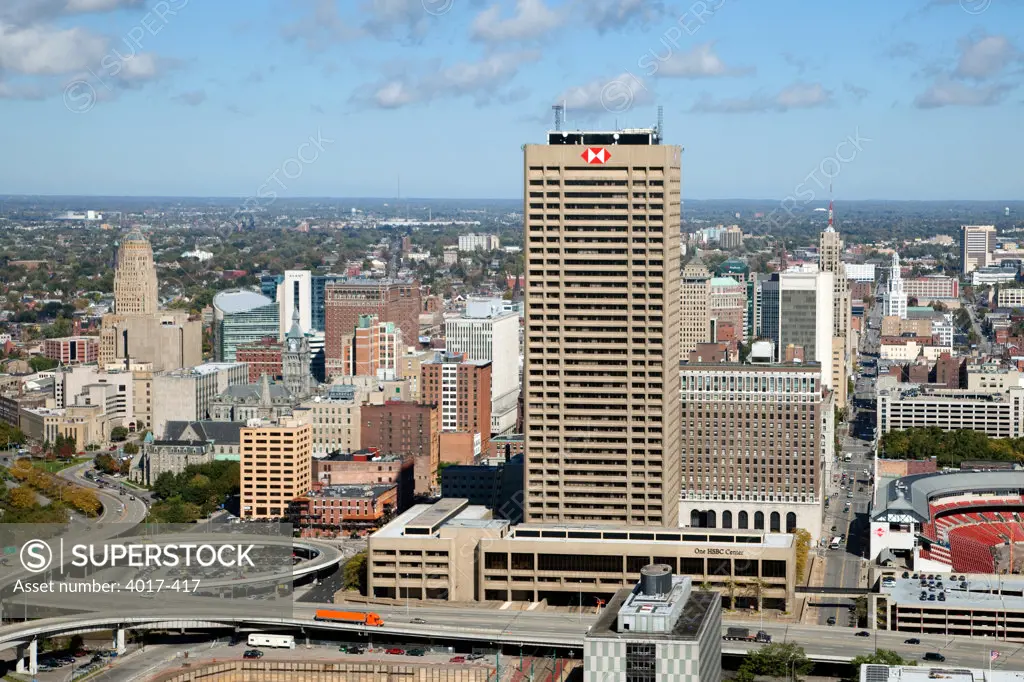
[657,105,664,140]
[552,104,564,131]
[828,181,834,230]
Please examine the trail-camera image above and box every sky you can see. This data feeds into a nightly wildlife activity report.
[0,0,1022,201]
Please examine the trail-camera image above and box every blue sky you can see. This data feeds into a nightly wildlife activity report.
[0,0,1021,201]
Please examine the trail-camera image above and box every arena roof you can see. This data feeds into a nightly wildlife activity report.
[873,471,1024,523]
[213,289,274,314]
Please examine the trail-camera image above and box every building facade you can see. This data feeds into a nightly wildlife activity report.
[444,298,521,435]
[679,362,829,542]
[235,337,284,382]
[961,224,997,275]
[458,234,500,252]
[523,128,682,526]
[709,276,746,341]
[151,362,249,438]
[877,378,1024,439]
[323,279,421,361]
[141,440,214,486]
[240,417,312,519]
[212,290,279,362]
[294,392,361,457]
[680,258,712,354]
[361,401,440,495]
[420,352,492,465]
[99,310,202,373]
[328,314,401,381]
[277,270,312,340]
[113,229,159,315]
[43,336,98,365]
[903,275,959,302]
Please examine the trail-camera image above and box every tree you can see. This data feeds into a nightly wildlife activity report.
[8,486,37,509]
[746,578,769,613]
[28,356,59,372]
[94,453,120,475]
[849,649,913,671]
[792,528,811,583]
[854,596,869,627]
[110,426,129,442]
[342,551,367,593]
[123,442,139,455]
[737,642,814,682]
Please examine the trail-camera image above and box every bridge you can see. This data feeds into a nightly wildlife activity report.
[796,586,872,596]
[0,602,1017,674]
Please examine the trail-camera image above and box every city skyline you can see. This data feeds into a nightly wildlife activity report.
[0,1,1021,200]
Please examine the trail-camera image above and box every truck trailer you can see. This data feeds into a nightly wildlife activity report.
[723,627,772,643]
[313,609,385,627]
[247,634,295,649]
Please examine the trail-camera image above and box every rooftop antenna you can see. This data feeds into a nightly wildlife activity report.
[552,104,564,132]
[657,105,664,140]
[828,181,834,231]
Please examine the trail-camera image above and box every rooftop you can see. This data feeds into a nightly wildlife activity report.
[373,499,505,539]
[545,128,661,146]
[874,470,1024,521]
[588,582,718,642]
[163,362,246,378]
[213,289,275,314]
[861,665,1024,682]
[308,484,396,499]
[882,575,1024,610]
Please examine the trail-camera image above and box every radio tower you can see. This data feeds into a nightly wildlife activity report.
[827,181,834,231]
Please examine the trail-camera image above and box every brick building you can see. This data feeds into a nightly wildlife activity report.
[324,279,420,365]
[420,352,492,465]
[235,337,284,382]
[361,401,439,496]
[328,314,401,380]
[295,483,398,534]
[312,449,414,512]
[43,336,98,365]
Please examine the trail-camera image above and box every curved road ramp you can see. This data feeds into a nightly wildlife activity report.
[0,522,343,621]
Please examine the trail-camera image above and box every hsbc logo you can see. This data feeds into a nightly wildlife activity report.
[581,147,610,165]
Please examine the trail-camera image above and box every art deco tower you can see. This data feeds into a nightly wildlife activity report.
[819,201,852,406]
[113,229,159,315]
[523,127,682,526]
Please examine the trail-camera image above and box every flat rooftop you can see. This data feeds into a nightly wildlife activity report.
[309,484,395,499]
[882,575,1024,610]
[546,128,660,146]
[862,665,1024,682]
[588,585,718,642]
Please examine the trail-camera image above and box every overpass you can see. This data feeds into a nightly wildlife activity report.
[0,602,1017,675]
[796,586,871,597]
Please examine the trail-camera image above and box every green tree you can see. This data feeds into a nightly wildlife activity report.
[792,528,811,583]
[849,649,914,672]
[110,426,129,442]
[342,551,368,593]
[123,442,139,455]
[29,356,59,372]
[737,642,814,682]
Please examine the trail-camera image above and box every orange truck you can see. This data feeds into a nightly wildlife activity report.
[313,609,384,627]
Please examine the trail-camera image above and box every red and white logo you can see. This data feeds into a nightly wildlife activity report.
[875,527,885,538]
[581,147,610,164]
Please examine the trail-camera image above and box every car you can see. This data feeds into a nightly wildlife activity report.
[924,653,946,662]
[450,656,466,663]
[912,573,919,579]
[243,650,263,659]
[938,593,946,601]
[929,594,936,601]
[855,631,870,637]
[386,648,405,655]
[411,618,427,624]
[831,526,838,532]
[467,653,485,661]
[902,572,910,579]
[904,638,920,644]
[407,649,426,657]
[827,616,837,625]
[340,645,365,654]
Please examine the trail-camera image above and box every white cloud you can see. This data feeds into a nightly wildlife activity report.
[554,72,653,115]
[690,82,833,114]
[0,22,107,75]
[281,0,361,50]
[954,34,1020,80]
[359,50,540,108]
[914,77,1010,108]
[173,89,206,106]
[577,0,667,33]
[471,0,564,43]
[651,42,754,79]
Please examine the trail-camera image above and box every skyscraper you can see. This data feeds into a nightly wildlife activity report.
[523,127,681,526]
[113,229,158,315]
[884,252,908,319]
[961,224,997,275]
[277,270,311,340]
[819,213,852,406]
[778,271,835,387]
[680,257,712,353]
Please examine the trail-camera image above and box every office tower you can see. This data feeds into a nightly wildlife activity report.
[523,127,682,526]
[754,274,778,343]
[719,225,743,249]
[361,401,440,495]
[768,272,835,387]
[327,314,402,380]
[884,252,908,319]
[151,362,249,437]
[324,279,422,361]
[235,337,284,382]
[212,290,279,362]
[709,276,746,342]
[43,336,98,365]
[680,257,712,354]
[444,298,521,435]
[113,229,159,315]
[240,417,312,519]
[282,310,315,398]
[961,224,997,275]
[259,272,284,301]
[820,217,852,406]
[311,274,345,331]
[277,270,311,340]
[420,351,492,464]
[680,361,828,543]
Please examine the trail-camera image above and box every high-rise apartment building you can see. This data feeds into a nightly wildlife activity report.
[680,258,712,354]
[212,290,279,362]
[328,314,402,380]
[680,361,830,543]
[277,270,311,340]
[458,234,500,252]
[324,279,421,361]
[523,127,681,526]
[884,252,908,320]
[240,417,312,519]
[420,351,492,464]
[961,224,997,275]
[444,298,521,435]
[113,229,159,315]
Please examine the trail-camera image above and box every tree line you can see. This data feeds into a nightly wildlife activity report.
[881,427,1024,467]
[148,460,239,524]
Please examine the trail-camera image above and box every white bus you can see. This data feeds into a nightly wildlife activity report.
[830,537,842,550]
[247,634,295,649]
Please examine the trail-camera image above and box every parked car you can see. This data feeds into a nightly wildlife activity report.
[407,649,426,657]
[243,650,263,659]
[855,631,870,637]
[450,656,466,663]
[904,638,920,644]
[386,648,405,655]
[827,616,836,625]
[467,653,485,661]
